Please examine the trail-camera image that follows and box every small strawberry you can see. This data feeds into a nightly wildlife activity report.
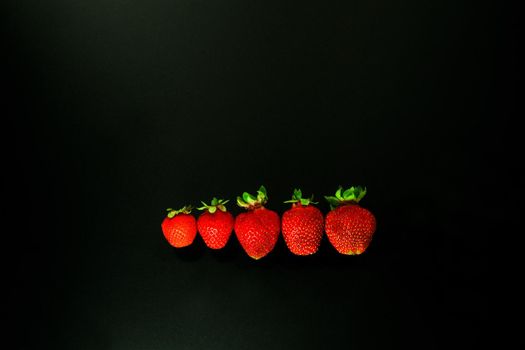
[281,189,324,256]
[234,186,280,260]
[324,186,377,255]
[161,206,197,248]
[196,197,234,249]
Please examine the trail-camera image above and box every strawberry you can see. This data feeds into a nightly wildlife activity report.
[196,197,234,249]
[281,189,324,256]
[324,186,377,255]
[161,206,197,248]
[234,186,280,260]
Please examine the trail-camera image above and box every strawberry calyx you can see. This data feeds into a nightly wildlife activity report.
[237,185,268,210]
[197,197,229,214]
[166,205,193,218]
[324,186,367,209]
[283,188,318,206]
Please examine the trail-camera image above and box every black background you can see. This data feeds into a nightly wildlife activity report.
[6,0,515,349]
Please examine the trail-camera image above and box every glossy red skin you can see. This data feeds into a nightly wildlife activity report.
[234,207,280,260]
[281,204,324,256]
[197,210,234,249]
[161,214,197,248]
[324,204,376,255]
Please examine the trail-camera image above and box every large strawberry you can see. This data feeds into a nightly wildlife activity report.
[196,197,234,249]
[281,189,324,256]
[161,206,197,248]
[324,186,376,255]
[234,186,280,260]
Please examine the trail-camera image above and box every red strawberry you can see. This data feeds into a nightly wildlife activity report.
[281,189,324,256]
[234,186,280,260]
[196,197,234,249]
[324,186,377,255]
[161,206,197,248]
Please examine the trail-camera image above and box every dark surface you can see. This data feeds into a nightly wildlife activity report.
[6,0,513,349]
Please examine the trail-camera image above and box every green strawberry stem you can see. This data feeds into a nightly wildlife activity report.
[237,185,268,210]
[166,205,193,218]
[324,186,367,209]
[197,197,230,214]
[283,188,318,206]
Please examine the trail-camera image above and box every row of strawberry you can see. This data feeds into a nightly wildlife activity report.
[161,185,377,259]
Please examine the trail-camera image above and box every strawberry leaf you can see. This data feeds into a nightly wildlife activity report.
[166,205,192,217]
[344,192,356,201]
[324,196,340,209]
[357,187,367,201]
[335,186,343,200]
[326,185,368,207]
[237,196,249,208]
[237,186,269,210]
[242,192,257,204]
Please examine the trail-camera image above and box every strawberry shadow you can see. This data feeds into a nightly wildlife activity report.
[261,235,377,269]
[208,234,242,263]
[171,235,206,261]
[171,231,383,267]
